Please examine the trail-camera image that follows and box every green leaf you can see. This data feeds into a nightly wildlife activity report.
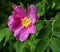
[0,28,10,42]
[35,20,52,52]
[3,28,11,46]
[15,41,24,52]
[15,39,40,52]
[49,38,60,52]
[29,39,40,52]
[54,0,60,10]
[50,12,60,52]
[36,20,43,32]
[15,40,29,52]
[54,13,60,32]
[36,2,46,16]
[53,32,60,38]
[35,40,49,52]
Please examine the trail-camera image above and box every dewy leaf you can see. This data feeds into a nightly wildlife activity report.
[0,28,10,42]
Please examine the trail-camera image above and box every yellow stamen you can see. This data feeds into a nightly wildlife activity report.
[22,17,31,27]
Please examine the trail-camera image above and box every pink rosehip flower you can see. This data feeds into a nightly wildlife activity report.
[8,4,40,41]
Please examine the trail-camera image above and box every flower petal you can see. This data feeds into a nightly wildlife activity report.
[8,15,21,32]
[8,15,14,26]
[28,5,37,23]
[13,5,26,18]
[29,23,36,34]
[19,27,30,41]
[8,15,15,32]
[35,14,40,20]
[14,26,23,39]
[12,10,24,19]
[28,5,37,14]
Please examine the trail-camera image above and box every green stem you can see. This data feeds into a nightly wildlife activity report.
[46,47,49,52]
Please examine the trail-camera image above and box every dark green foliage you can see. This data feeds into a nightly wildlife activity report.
[0,0,60,52]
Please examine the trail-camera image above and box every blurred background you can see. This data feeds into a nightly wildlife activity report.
[0,0,60,52]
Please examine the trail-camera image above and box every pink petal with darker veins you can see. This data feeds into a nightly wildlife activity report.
[28,23,36,34]
[14,26,23,39]
[35,14,40,20]
[12,10,24,19]
[19,27,30,41]
[28,5,38,23]
[19,23,36,41]
[8,15,14,26]
[8,15,21,32]
[13,5,26,18]
[8,4,40,42]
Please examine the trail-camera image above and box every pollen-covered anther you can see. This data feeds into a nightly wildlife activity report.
[22,17,31,27]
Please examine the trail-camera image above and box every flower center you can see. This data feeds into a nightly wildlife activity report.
[22,17,31,27]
